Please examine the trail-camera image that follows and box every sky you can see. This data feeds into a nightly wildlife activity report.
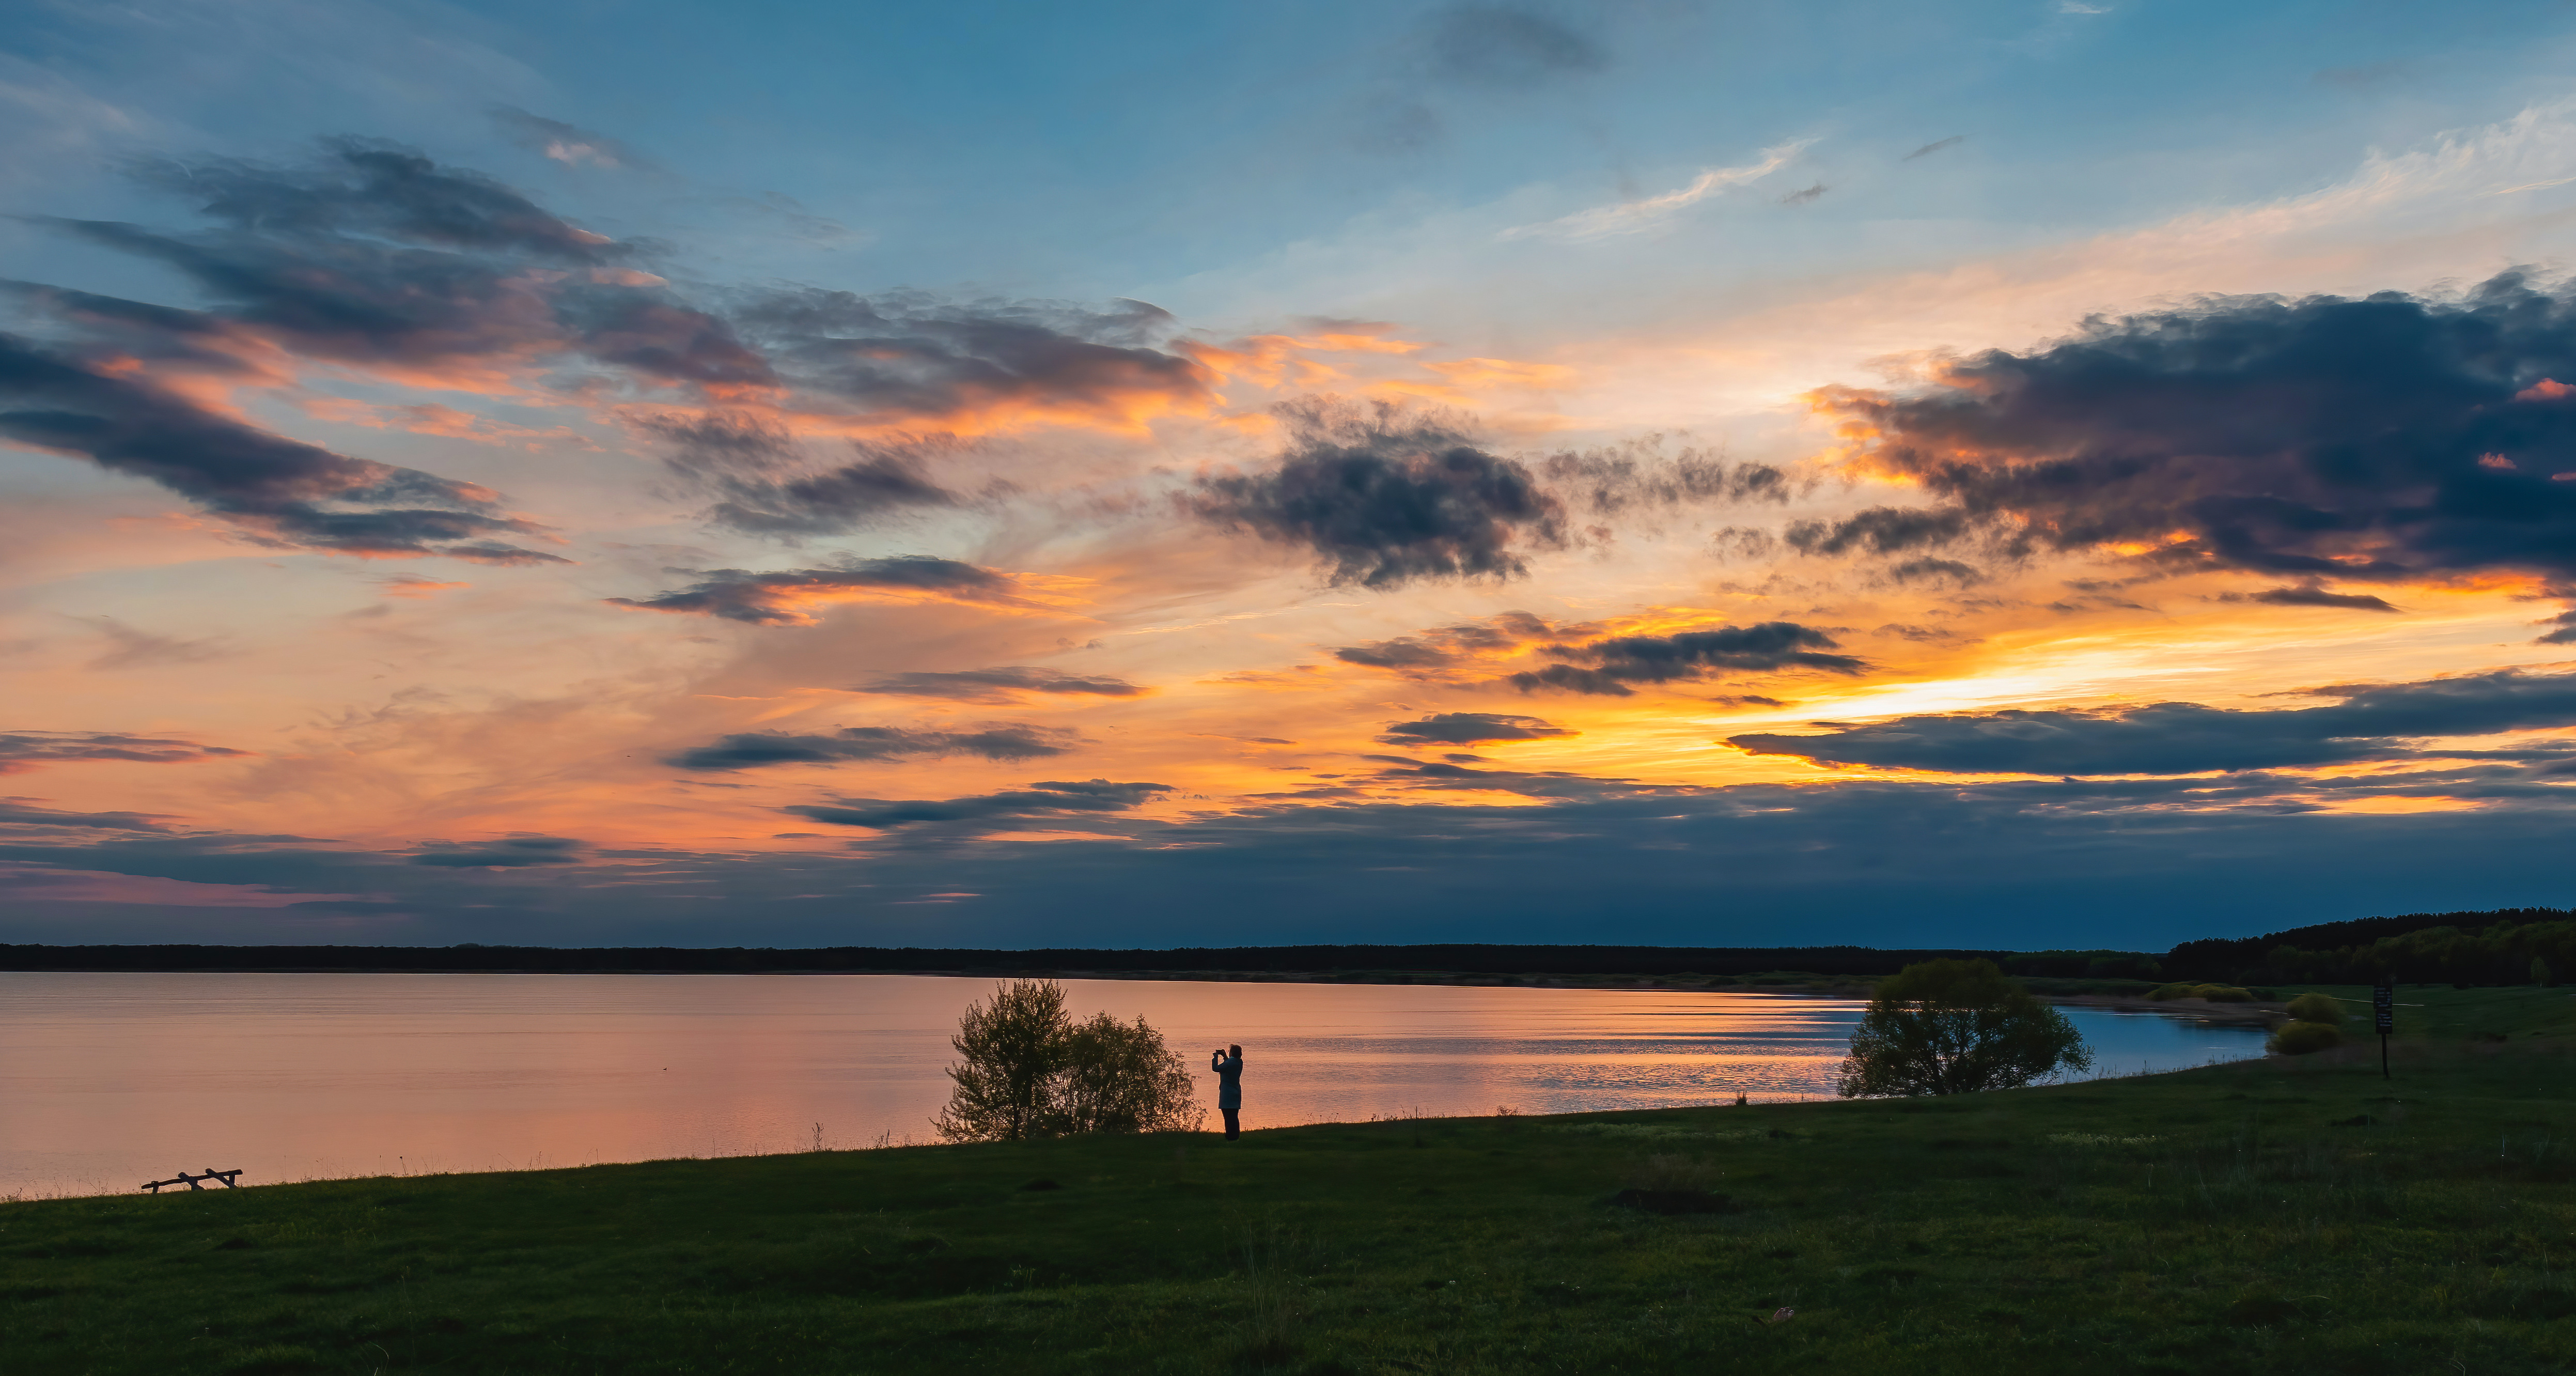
[6,1,2576,953]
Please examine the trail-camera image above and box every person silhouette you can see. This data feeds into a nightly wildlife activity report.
[1210,1044,1244,1140]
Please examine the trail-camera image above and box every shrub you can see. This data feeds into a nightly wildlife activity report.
[2537,956,2558,987]
[1837,959,2094,1097]
[1056,1012,1201,1135]
[934,978,1070,1142]
[2193,984,2256,1002]
[934,979,1204,1142]
[2268,1020,2343,1056]
[2146,982,2195,1001]
[2284,992,2344,1026]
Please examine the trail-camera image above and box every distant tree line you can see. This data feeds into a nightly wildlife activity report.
[5,905,2571,987]
[1993,950,2167,981]
[2164,909,2575,988]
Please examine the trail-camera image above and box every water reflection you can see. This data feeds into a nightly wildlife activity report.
[0,973,2268,1199]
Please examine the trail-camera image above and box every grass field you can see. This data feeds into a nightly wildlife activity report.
[4,984,2572,1374]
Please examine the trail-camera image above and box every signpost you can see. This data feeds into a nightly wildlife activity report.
[2374,981,2395,1079]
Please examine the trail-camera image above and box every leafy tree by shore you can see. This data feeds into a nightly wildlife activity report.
[1057,1011,1202,1134]
[1836,958,2093,1097]
[933,979,1201,1142]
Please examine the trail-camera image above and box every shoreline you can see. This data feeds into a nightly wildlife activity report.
[2048,991,2287,1027]
[2,963,2278,1016]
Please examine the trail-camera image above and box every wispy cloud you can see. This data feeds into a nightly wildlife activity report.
[1501,138,1814,242]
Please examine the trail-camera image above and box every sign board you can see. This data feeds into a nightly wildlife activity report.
[2373,982,2395,1034]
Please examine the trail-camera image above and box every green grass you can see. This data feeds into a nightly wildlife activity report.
[5,986,2573,1374]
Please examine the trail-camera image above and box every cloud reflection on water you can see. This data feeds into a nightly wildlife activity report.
[0,973,2266,1199]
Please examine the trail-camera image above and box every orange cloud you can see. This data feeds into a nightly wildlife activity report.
[378,575,470,598]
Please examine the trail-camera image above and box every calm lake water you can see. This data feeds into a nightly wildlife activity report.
[0,973,2268,1199]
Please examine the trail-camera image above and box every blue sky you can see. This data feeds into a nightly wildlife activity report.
[6,1,2576,951]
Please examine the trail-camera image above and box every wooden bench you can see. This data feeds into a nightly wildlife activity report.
[142,1168,242,1194]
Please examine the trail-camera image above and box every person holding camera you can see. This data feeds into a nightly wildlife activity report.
[1209,1044,1244,1140]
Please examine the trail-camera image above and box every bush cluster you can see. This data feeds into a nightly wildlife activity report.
[2284,992,2344,1025]
[933,979,1204,1142]
[2268,1021,2343,1056]
[1837,958,2093,1097]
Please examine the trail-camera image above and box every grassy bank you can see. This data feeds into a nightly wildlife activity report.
[4,986,2571,1374]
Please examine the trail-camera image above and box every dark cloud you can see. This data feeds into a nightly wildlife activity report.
[666,723,1075,770]
[0,332,563,563]
[2219,582,2401,612]
[723,456,954,534]
[410,835,587,868]
[1902,136,1966,161]
[1786,506,1975,558]
[1806,274,2576,624]
[1885,557,1986,586]
[0,732,248,774]
[1334,637,1456,671]
[1332,610,1567,675]
[1513,622,1866,695]
[1779,183,1828,207]
[731,288,1209,426]
[854,666,1149,704]
[0,800,171,831]
[1420,5,1609,86]
[1729,667,2576,776]
[1205,416,1795,591]
[0,140,804,559]
[1189,400,1563,588]
[1535,442,1794,515]
[565,294,779,390]
[27,139,769,389]
[1505,664,1636,697]
[1376,712,1576,746]
[488,106,652,171]
[31,140,1303,445]
[120,140,626,260]
[784,778,1170,831]
[605,556,1028,625]
[638,414,961,535]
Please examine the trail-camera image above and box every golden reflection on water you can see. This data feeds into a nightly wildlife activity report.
[0,973,2263,1199]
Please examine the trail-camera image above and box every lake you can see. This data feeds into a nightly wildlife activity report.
[0,973,2268,1199]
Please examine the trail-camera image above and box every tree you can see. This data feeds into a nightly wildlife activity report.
[1056,1012,1201,1134]
[932,980,1204,1142]
[933,978,1071,1142]
[1835,959,2093,1098]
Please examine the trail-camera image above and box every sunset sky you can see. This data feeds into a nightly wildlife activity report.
[7,1,2576,951]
